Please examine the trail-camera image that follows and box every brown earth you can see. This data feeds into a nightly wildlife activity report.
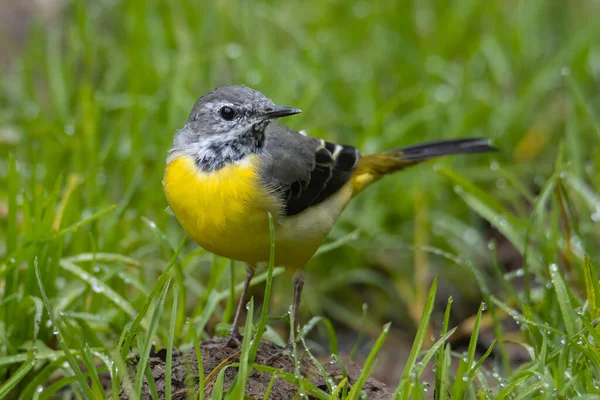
[119,339,393,400]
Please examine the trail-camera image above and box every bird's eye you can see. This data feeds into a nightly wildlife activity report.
[219,106,236,121]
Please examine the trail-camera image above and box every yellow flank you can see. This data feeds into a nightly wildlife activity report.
[164,154,355,269]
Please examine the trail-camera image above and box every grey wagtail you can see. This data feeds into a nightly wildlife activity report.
[163,85,496,346]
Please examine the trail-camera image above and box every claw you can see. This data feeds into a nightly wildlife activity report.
[266,343,293,365]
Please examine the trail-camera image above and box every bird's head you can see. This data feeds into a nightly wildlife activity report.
[170,85,301,170]
[186,85,301,139]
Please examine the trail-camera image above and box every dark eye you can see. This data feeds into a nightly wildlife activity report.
[219,106,236,121]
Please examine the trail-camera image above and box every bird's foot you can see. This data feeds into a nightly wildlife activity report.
[266,342,293,365]
[226,329,243,348]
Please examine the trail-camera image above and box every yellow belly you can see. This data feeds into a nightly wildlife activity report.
[163,154,353,268]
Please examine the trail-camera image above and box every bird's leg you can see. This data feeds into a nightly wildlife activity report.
[226,265,255,347]
[290,271,305,345]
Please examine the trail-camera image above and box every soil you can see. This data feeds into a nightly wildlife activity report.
[119,339,393,400]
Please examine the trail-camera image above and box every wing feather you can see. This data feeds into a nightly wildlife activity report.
[260,123,359,216]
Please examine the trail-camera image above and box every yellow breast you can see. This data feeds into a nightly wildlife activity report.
[164,154,280,263]
[163,154,354,269]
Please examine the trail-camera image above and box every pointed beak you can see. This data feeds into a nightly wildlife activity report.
[260,106,302,120]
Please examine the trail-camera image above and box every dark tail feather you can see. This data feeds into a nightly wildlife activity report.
[390,138,497,162]
[351,137,497,195]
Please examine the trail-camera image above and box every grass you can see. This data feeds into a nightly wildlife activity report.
[1,0,600,398]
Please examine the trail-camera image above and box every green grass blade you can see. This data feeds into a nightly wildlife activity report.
[347,322,391,400]
[210,364,232,400]
[134,278,172,396]
[222,260,236,325]
[249,212,276,362]
[252,364,330,400]
[191,321,206,400]
[439,168,533,262]
[82,343,107,399]
[51,204,117,241]
[64,252,141,266]
[300,335,334,393]
[549,263,577,337]
[435,296,453,397]
[229,297,254,399]
[166,286,178,400]
[34,257,95,399]
[120,237,185,358]
[394,277,438,399]
[299,316,339,355]
[415,327,457,377]
[584,256,600,320]
[4,154,19,328]
[263,372,277,400]
[6,154,18,255]
[59,259,137,318]
[0,350,37,398]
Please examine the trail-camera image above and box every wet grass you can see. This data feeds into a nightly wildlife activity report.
[1,0,600,398]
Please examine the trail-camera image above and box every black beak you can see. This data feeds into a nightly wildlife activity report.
[261,106,302,120]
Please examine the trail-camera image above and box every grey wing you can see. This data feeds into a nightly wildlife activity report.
[259,123,360,216]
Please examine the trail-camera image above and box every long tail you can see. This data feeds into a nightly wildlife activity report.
[350,138,497,195]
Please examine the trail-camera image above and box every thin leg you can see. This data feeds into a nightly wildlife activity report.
[227,265,255,347]
[290,271,305,344]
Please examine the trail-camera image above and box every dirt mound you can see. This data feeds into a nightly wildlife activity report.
[120,338,392,399]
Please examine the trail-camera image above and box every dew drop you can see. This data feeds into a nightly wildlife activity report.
[462,376,468,382]
[329,354,336,364]
[91,282,103,293]
[226,43,243,59]
[481,302,487,311]
[353,1,371,18]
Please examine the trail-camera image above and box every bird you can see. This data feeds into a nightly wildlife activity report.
[163,85,496,346]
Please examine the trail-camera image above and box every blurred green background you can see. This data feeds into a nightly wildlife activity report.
[2,0,600,388]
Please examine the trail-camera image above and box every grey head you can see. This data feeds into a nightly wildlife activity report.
[169,85,301,171]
